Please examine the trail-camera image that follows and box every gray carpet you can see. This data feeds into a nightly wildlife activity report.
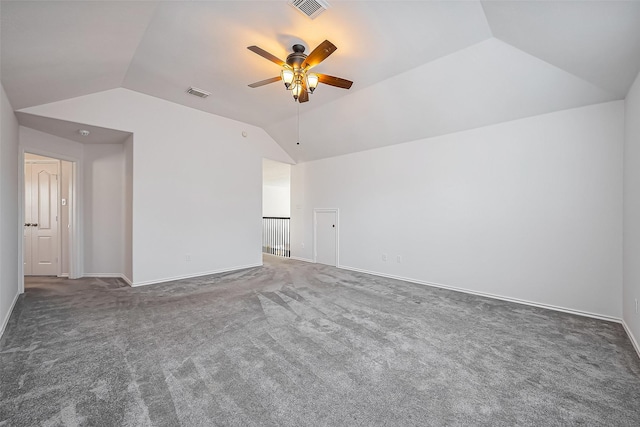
[1,255,639,426]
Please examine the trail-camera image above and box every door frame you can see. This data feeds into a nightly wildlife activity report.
[313,208,339,266]
[24,158,60,276]
[18,148,83,293]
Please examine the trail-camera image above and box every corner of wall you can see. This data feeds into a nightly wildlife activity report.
[0,83,21,340]
[623,70,640,358]
[0,292,20,339]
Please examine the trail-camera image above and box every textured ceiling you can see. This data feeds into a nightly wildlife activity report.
[3,1,640,162]
[15,112,131,145]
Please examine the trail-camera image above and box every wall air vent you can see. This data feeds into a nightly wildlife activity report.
[289,0,330,20]
[186,87,211,98]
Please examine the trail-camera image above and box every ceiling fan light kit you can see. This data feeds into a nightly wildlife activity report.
[247,40,352,103]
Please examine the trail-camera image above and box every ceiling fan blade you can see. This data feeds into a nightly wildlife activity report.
[247,46,287,67]
[317,74,353,89]
[298,80,309,103]
[303,40,337,69]
[248,76,282,88]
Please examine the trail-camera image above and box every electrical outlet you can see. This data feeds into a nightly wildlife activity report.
[382,253,387,262]
[185,254,191,262]
[397,255,402,264]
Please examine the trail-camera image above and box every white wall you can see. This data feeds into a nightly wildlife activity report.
[263,159,291,217]
[124,135,133,283]
[83,143,126,275]
[60,160,72,276]
[291,101,624,319]
[0,83,20,337]
[21,126,83,159]
[22,88,294,285]
[19,127,128,277]
[624,71,640,350]
[263,185,290,217]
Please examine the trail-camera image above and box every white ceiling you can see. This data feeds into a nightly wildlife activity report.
[482,0,640,98]
[2,1,640,162]
[15,112,132,145]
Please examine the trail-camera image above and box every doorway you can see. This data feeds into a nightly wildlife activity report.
[314,209,339,266]
[23,153,74,277]
[262,159,291,258]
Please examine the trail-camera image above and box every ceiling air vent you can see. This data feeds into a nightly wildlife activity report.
[289,0,330,20]
[186,87,211,98]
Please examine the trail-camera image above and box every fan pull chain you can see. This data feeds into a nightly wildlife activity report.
[297,103,300,145]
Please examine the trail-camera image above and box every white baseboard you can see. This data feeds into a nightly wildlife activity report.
[0,291,20,339]
[337,264,622,324]
[119,274,133,286]
[131,263,262,287]
[622,320,640,360]
[84,273,123,278]
[83,273,133,286]
[290,256,314,263]
[58,273,69,278]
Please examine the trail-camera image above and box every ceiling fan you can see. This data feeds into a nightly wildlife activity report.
[247,40,353,103]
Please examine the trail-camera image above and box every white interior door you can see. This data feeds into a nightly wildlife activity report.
[25,161,59,276]
[315,210,337,266]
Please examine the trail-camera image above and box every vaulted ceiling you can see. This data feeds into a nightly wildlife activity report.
[2,1,640,162]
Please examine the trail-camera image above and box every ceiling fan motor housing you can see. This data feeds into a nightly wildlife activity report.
[287,44,308,70]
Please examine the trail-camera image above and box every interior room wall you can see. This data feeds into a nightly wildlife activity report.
[623,71,640,352]
[124,135,133,283]
[263,159,291,218]
[291,101,624,319]
[22,88,294,285]
[82,143,125,276]
[21,126,83,159]
[263,185,290,217]
[19,127,127,277]
[60,160,72,276]
[0,83,20,337]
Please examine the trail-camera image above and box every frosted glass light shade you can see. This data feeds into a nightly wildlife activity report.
[291,83,302,100]
[307,73,319,93]
[281,69,294,88]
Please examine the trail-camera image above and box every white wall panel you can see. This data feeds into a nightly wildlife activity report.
[623,71,640,350]
[292,101,624,318]
[23,88,293,285]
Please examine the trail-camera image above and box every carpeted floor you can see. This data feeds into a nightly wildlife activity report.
[1,255,639,426]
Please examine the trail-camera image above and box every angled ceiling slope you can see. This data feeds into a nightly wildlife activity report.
[267,38,618,162]
[3,1,640,162]
[482,0,640,98]
[0,1,158,110]
[120,0,493,128]
[15,112,132,145]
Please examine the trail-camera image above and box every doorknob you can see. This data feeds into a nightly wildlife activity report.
[32,223,38,227]
[24,223,30,227]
